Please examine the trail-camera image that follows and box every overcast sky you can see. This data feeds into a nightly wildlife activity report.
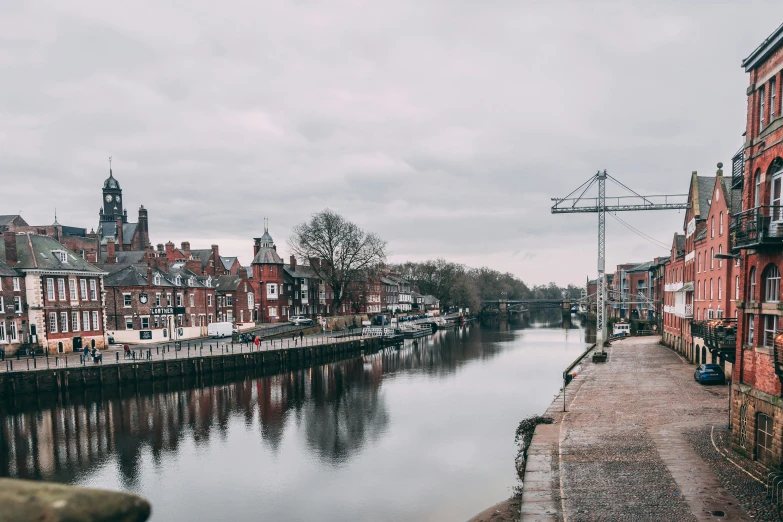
[2,1,782,286]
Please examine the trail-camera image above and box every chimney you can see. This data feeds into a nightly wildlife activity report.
[181,241,191,258]
[253,238,261,256]
[157,243,164,254]
[165,241,175,260]
[106,238,117,264]
[138,206,149,249]
[115,216,123,251]
[3,232,17,267]
[290,255,296,270]
[186,259,202,275]
[211,244,219,272]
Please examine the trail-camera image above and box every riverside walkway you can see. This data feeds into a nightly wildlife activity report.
[521,336,754,522]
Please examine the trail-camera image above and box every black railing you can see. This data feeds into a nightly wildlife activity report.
[692,319,737,363]
[732,206,783,249]
[731,146,745,190]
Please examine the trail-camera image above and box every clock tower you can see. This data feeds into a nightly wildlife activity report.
[100,167,125,224]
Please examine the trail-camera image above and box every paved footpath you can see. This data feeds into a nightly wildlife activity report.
[521,336,752,522]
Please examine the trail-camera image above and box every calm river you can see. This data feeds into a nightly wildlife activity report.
[0,312,589,521]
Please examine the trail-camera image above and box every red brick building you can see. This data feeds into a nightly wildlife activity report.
[251,227,284,323]
[215,273,257,326]
[731,23,783,467]
[0,258,26,354]
[662,233,686,352]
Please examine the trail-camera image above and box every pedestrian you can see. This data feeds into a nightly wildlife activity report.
[292,332,297,345]
[83,345,89,360]
[91,347,97,363]
[299,330,304,343]
[254,336,260,350]
[124,344,130,359]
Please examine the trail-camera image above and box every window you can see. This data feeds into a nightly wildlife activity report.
[267,283,277,298]
[268,306,278,317]
[52,250,68,263]
[771,78,777,121]
[718,278,722,300]
[760,86,766,131]
[0,322,5,342]
[89,280,97,300]
[750,267,757,301]
[0,296,4,313]
[748,315,755,345]
[710,279,714,300]
[717,308,724,319]
[764,315,778,347]
[177,293,183,307]
[9,322,17,341]
[175,275,182,286]
[248,293,254,309]
[710,248,714,269]
[208,314,213,324]
[719,212,724,235]
[46,278,55,301]
[49,312,57,333]
[72,311,80,332]
[189,294,194,307]
[12,277,20,291]
[141,316,149,329]
[764,264,780,302]
[125,316,133,329]
[123,294,132,307]
[735,276,740,300]
[83,311,90,331]
[757,413,774,464]
[190,314,195,325]
[697,253,701,273]
[60,312,68,333]
[207,294,212,307]
[155,293,161,306]
[226,295,233,306]
[166,293,171,306]
[177,315,183,326]
[153,274,161,285]
[698,280,702,300]
[14,296,21,313]
[154,317,159,328]
[68,279,76,300]
[80,279,88,300]
[92,311,99,331]
[711,216,715,238]
[755,169,762,208]
[718,246,723,268]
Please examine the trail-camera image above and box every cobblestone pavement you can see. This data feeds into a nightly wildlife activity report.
[522,336,753,522]
[684,426,780,521]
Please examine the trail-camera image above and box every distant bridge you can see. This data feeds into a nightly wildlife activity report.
[481,298,572,314]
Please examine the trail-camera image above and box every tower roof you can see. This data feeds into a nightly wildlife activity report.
[103,169,121,190]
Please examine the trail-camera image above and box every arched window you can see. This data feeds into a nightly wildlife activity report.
[735,275,740,299]
[719,212,724,235]
[718,278,722,300]
[710,248,714,269]
[718,246,723,268]
[711,216,715,238]
[750,266,757,301]
[755,169,762,208]
[710,279,714,300]
[763,264,780,302]
[697,252,701,273]
[698,280,702,300]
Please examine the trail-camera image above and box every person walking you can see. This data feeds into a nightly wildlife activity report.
[83,345,89,360]
[292,332,297,346]
[299,330,304,343]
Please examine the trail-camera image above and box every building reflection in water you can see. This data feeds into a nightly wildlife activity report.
[0,324,525,487]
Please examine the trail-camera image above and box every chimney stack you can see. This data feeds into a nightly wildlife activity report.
[165,241,175,260]
[106,238,117,264]
[147,264,153,285]
[3,232,17,267]
[253,238,261,256]
[138,206,149,249]
[115,217,124,251]
[181,241,191,258]
[290,255,296,270]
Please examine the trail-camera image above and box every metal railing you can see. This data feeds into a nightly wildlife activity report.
[693,319,737,363]
[733,206,783,249]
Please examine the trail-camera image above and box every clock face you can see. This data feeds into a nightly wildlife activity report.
[105,194,113,202]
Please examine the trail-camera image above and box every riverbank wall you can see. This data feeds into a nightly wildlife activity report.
[0,337,381,399]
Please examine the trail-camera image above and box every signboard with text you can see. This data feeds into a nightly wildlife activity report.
[150,306,186,316]
[139,330,153,340]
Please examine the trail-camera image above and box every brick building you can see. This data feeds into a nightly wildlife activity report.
[97,169,150,252]
[731,23,783,467]
[1,232,106,353]
[662,233,686,352]
[214,273,256,326]
[251,227,285,323]
[0,258,26,354]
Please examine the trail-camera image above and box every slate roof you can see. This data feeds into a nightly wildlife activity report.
[103,170,120,189]
[0,233,103,273]
[0,258,19,277]
[695,175,717,219]
[214,275,241,292]
[628,261,653,272]
[0,215,28,227]
[284,265,318,280]
[104,265,150,287]
[98,221,138,245]
[168,263,207,288]
[99,249,147,265]
[252,246,283,265]
[675,234,685,255]
[220,256,237,270]
[423,295,439,305]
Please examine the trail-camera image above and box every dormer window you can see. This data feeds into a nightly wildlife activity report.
[153,274,161,285]
[52,250,68,263]
[188,276,195,286]
[175,275,182,286]
[206,277,212,287]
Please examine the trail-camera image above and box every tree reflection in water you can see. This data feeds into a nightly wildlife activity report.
[0,319,567,489]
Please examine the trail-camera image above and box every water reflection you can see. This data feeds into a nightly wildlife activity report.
[0,324,526,486]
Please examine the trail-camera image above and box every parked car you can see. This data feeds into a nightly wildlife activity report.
[694,364,726,385]
[290,316,314,326]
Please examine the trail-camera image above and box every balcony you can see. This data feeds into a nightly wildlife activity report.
[732,206,783,249]
[673,303,693,318]
[692,319,737,363]
[731,146,744,190]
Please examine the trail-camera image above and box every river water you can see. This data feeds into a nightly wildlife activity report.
[0,312,589,521]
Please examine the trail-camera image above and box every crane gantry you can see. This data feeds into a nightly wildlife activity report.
[551,170,689,360]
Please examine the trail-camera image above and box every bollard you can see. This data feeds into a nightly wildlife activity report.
[210,346,213,354]
[157,346,160,355]
[65,357,68,367]
[79,355,83,364]
[27,359,30,370]
[9,361,12,371]
[116,352,119,362]
[188,347,190,357]
[33,358,36,369]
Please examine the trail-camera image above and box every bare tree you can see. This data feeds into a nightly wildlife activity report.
[288,209,387,316]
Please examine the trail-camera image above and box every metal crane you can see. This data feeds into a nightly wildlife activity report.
[551,170,689,361]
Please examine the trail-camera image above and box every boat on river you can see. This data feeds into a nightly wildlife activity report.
[399,324,433,339]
